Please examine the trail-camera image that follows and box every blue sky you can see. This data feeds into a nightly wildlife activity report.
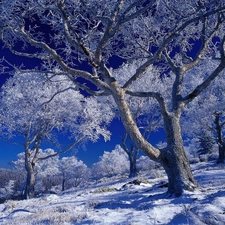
[0,117,165,168]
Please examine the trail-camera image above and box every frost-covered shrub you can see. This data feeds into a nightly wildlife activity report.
[137,155,159,172]
[0,180,15,201]
[136,155,163,178]
[199,152,218,162]
[59,156,90,191]
[184,136,218,162]
[91,145,129,180]
[137,156,152,172]
[0,169,25,201]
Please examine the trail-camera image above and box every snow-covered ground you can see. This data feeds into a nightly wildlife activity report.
[0,161,225,225]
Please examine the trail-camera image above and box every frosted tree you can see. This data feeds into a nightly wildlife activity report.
[12,149,90,193]
[0,180,16,201]
[197,134,214,158]
[92,145,129,179]
[33,149,60,193]
[121,133,139,178]
[182,73,225,163]
[136,155,162,178]
[0,169,24,201]
[11,150,58,195]
[0,73,113,199]
[137,156,152,173]
[58,156,90,191]
[1,0,225,196]
[0,168,23,189]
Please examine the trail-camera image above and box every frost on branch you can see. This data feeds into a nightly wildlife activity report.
[0,71,114,144]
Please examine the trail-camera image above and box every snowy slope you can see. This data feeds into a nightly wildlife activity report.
[0,162,225,225]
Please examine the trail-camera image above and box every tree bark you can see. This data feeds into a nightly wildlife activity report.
[122,133,139,178]
[128,152,138,178]
[23,158,35,199]
[217,145,225,164]
[23,138,39,200]
[159,114,199,196]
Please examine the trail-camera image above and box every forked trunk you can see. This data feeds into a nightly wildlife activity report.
[111,84,199,196]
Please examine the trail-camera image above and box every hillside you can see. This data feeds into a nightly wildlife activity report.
[0,161,225,225]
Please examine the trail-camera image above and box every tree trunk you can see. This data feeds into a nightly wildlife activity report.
[23,159,35,199]
[62,172,66,191]
[215,113,225,163]
[122,134,139,178]
[128,153,138,178]
[160,149,199,196]
[217,144,225,163]
[159,114,199,196]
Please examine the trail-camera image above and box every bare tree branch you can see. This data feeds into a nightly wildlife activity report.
[183,36,225,105]
[126,90,169,116]
[122,6,225,90]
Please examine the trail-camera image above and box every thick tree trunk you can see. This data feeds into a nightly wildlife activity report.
[23,159,35,199]
[160,148,199,196]
[159,114,199,196]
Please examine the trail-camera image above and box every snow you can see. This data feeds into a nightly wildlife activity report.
[0,162,225,225]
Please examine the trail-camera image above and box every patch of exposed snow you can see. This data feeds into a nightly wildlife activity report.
[0,162,224,224]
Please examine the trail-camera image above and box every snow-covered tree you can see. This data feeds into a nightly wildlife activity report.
[12,149,59,194]
[0,73,113,199]
[197,134,214,158]
[58,156,90,191]
[0,168,22,188]
[92,145,129,179]
[1,0,225,196]
[12,149,90,193]
[0,168,25,201]
[137,156,153,172]
[121,133,139,178]
[182,71,225,163]
[0,180,15,201]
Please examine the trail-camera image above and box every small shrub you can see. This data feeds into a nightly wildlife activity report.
[92,186,117,193]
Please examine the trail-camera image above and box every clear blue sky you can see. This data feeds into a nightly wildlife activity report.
[0,118,165,168]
